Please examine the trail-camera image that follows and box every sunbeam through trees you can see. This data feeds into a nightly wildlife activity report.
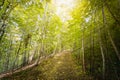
[0,0,120,80]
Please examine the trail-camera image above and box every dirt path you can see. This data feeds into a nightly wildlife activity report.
[2,51,91,80]
[39,51,82,80]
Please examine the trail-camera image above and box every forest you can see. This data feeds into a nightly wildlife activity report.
[0,0,120,80]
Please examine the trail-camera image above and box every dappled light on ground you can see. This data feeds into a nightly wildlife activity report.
[0,0,120,79]
[2,51,92,80]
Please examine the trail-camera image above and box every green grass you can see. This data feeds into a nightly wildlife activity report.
[2,52,92,80]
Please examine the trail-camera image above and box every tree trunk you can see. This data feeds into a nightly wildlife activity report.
[12,41,22,70]
[103,0,120,61]
[108,31,120,61]
[82,29,85,73]
[99,27,105,80]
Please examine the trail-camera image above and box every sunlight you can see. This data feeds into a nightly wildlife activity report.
[52,0,75,22]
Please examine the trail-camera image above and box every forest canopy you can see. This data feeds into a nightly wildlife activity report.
[0,0,120,80]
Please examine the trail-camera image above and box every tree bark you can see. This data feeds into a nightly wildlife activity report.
[103,0,120,61]
[99,27,105,80]
[82,29,85,73]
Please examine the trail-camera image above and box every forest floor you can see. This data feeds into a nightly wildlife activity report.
[2,51,92,80]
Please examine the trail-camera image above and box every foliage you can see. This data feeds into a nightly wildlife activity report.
[0,0,120,79]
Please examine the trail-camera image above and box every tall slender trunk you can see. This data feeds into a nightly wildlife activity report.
[101,1,119,79]
[22,34,31,66]
[92,27,95,75]
[89,28,92,75]
[108,31,120,61]
[101,3,107,79]
[103,0,120,61]
[36,40,44,65]
[5,40,12,71]
[99,27,105,80]
[0,20,5,41]
[12,41,22,70]
[82,29,85,73]
[36,2,48,65]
